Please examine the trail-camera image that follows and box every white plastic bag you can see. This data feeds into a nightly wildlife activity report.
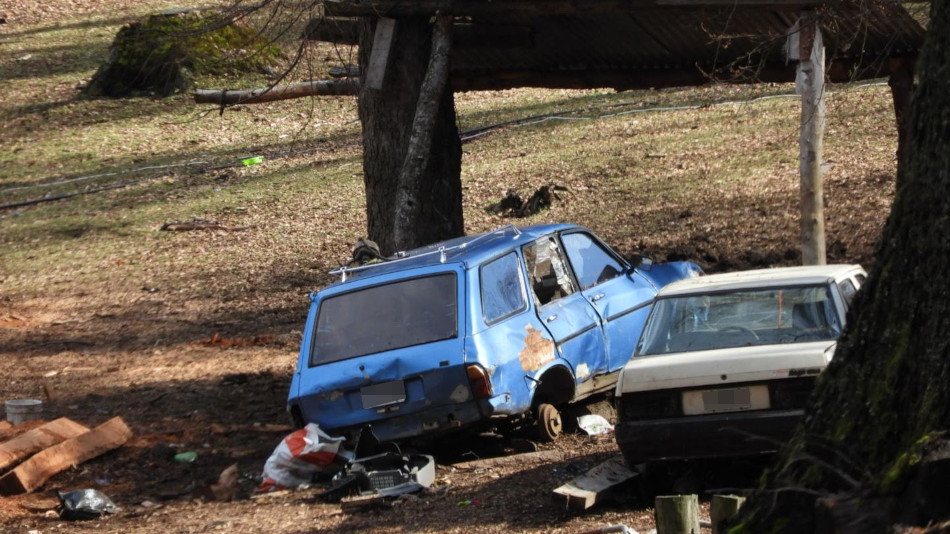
[257,423,347,492]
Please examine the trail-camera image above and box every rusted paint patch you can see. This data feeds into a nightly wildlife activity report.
[319,390,344,401]
[450,384,471,403]
[519,325,555,372]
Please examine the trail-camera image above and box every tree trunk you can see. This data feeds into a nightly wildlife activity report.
[735,2,950,532]
[357,16,463,256]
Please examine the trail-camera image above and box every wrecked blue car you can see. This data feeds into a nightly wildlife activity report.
[288,224,702,442]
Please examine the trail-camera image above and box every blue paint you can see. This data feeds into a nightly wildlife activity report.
[287,224,701,442]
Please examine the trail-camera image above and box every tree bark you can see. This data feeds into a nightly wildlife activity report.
[735,1,950,531]
[357,16,463,255]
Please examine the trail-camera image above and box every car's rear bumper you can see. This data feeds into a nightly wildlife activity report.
[293,399,491,443]
[615,409,804,465]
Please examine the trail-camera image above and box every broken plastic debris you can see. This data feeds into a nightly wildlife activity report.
[242,156,263,166]
[174,451,198,463]
[457,499,480,506]
[58,489,119,520]
[577,414,615,436]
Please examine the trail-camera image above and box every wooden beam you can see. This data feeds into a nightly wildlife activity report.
[305,17,359,45]
[306,17,534,49]
[194,79,359,105]
[0,417,132,495]
[324,0,822,17]
[552,456,637,511]
[391,14,453,251]
[792,12,826,265]
[0,418,89,471]
[365,17,397,91]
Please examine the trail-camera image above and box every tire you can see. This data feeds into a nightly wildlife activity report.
[535,403,562,442]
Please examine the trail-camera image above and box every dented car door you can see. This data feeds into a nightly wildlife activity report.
[522,237,608,383]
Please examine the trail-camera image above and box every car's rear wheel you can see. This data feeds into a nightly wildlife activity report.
[535,403,562,442]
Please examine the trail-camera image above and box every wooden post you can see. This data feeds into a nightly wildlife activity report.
[790,13,826,265]
[710,494,746,534]
[391,14,453,251]
[655,494,700,534]
[365,17,397,90]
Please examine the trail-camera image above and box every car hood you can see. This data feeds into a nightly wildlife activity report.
[616,341,835,394]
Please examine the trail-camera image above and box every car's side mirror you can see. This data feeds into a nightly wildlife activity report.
[629,255,654,271]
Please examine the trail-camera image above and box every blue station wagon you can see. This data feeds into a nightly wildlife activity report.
[287,224,702,442]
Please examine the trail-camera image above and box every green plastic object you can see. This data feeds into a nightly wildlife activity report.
[174,451,198,463]
[242,156,263,166]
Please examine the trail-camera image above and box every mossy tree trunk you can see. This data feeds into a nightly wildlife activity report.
[357,17,464,256]
[736,1,950,531]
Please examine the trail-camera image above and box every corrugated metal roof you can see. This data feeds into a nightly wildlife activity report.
[311,2,925,91]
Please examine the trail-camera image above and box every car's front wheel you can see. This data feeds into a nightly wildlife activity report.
[535,403,562,442]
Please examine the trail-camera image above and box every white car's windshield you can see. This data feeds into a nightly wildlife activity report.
[638,285,841,356]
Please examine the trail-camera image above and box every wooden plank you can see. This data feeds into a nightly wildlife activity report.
[552,455,637,511]
[364,17,396,91]
[0,418,89,471]
[0,417,132,495]
[0,421,11,432]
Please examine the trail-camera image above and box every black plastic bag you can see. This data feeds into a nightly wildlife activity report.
[58,489,119,520]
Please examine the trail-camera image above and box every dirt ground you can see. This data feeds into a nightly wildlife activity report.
[0,0,903,531]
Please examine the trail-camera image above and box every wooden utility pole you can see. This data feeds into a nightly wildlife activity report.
[790,12,826,265]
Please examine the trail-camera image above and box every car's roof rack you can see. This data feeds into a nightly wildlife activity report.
[329,224,522,281]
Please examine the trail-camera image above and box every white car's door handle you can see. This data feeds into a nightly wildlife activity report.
[545,314,558,323]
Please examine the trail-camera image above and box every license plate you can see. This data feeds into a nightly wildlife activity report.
[361,380,406,409]
[682,385,769,415]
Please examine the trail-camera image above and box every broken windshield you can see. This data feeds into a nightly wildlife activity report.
[638,284,841,356]
[310,273,458,366]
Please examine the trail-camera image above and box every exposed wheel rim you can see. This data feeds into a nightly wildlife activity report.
[537,403,562,442]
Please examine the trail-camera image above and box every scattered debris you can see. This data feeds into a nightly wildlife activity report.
[241,156,263,166]
[160,219,253,232]
[257,424,348,493]
[0,417,133,495]
[577,414,615,436]
[207,463,240,502]
[552,455,637,512]
[491,184,569,217]
[58,489,120,520]
[173,451,198,463]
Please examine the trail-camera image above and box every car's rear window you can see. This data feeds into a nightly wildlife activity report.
[310,273,458,366]
[638,284,841,356]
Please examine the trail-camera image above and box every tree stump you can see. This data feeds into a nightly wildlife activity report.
[710,494,745,534]
[655,494,700,534]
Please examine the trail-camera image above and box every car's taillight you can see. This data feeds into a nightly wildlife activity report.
[466,364,493,399]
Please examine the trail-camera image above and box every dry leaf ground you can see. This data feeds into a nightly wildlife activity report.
[0,0,898,532]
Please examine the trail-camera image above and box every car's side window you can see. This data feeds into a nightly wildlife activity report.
[561,232,624,290]
[523,237,577,306]
[838,279,858,308]
[480,252,528,325]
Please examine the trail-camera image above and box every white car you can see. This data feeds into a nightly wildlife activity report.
[614,264,866,467]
